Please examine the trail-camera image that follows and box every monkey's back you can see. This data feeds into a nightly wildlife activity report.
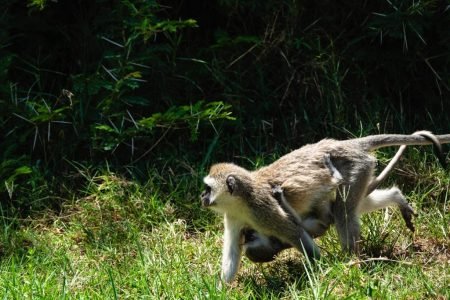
[254,138,374,213]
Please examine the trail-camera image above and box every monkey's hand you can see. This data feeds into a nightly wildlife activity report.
[272,185,283,199]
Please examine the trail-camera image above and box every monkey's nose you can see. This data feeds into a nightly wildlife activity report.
[201,196,210,207]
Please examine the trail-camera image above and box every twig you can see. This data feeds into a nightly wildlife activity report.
[347,257,413,266]
[130,128,170,164]
[226,44,259,69]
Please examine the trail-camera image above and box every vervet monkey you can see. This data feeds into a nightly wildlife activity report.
[201,131,450,283]
[245,131,446,263]
[243,131,445,263]
[244,131,446,263]
[242,148,407,263]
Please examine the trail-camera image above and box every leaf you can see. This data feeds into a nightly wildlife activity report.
[5,180,14,199]
[12,166,32,176]
[95,125,116,133]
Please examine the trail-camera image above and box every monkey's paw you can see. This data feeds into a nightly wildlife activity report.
[399,203,416,232]
[271,185,283,198]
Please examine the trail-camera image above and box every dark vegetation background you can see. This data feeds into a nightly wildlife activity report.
[1,0,450,215]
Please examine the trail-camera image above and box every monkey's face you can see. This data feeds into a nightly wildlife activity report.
[201,174,242,214]
[200,177,214,207]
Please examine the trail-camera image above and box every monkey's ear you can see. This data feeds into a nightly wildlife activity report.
[226,175,236,194]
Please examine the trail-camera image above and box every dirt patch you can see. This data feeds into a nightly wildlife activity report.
[409,237,449,264]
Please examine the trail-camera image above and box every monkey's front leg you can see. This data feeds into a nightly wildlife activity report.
[221,214,245,283]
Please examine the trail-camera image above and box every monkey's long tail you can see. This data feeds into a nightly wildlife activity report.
[366,144,407,194]
[357,132,450,151]
[361,131,450,194]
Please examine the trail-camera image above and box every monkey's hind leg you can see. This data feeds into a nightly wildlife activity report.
[358,187,416,232]
[333,158,375,253]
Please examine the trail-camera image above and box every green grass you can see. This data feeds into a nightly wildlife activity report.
[0,151,449,299]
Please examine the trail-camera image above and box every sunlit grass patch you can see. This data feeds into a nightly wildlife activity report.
[0,155,449,299]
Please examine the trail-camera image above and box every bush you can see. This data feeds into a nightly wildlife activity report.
[1,0,449,207]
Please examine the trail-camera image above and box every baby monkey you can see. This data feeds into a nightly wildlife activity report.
[202,131,450,283]
[243,154,343,263]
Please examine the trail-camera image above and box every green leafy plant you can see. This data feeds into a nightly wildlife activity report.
[0,0,231,206]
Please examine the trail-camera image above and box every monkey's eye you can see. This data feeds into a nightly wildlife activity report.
[204,184,211,193]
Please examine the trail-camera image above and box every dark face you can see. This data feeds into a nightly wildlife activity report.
[200,184,212,207]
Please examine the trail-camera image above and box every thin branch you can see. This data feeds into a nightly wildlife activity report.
[347,257,413,266]
[130,128,170,164]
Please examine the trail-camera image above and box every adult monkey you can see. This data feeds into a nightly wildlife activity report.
[201,131,450,283]
[243,130,447,263]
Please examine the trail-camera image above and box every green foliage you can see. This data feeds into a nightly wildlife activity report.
[0,0,449,214]
[27,0,46,10]
[0,0,232,205]
[1,159,32,198]
[0,164,449,298]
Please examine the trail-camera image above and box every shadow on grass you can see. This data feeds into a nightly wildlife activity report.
[238,255,317,297]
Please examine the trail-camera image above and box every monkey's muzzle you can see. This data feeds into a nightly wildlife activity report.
[201,190,213,207]
[201,197,211,207]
